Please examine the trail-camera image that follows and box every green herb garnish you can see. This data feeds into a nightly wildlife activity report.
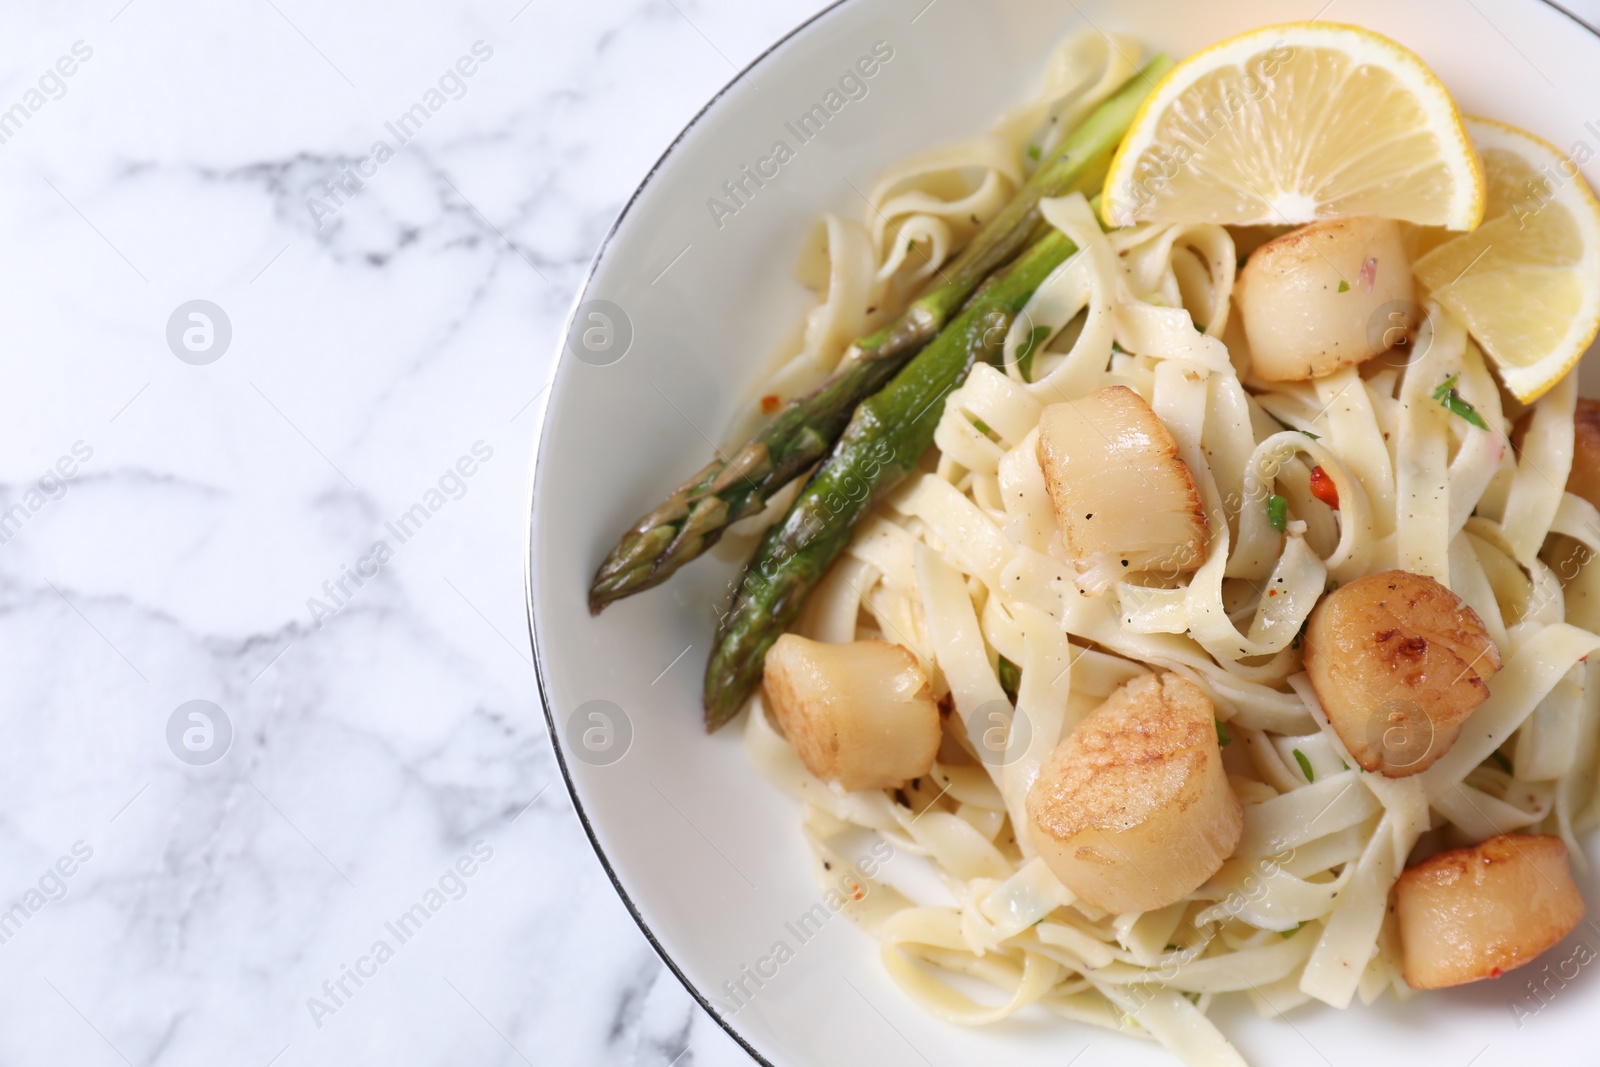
[1337,280,1350,293]
[1216,719,1232,747]
[1300,430,1320,440]
[997,656,1021,703]
[1293,748,1315,782]
[1432,374,1489,430]
[1026,144,1041,162]
[972,417,994,437]
[1267,494,1288,532]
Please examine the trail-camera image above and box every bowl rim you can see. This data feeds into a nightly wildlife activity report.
[523,2,853,1060]
[523,1,1600,1063]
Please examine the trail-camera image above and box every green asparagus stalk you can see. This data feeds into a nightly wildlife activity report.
[588,56,1170,614]
[703,227,1080,729]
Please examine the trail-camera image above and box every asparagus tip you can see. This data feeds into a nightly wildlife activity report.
[702,667,749,732]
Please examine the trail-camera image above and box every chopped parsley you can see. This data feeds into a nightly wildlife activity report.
[997,656,1022,703]
[1432,374,1489,430]
[1216,719,1232,747]
[1267,494,1288,532]
[971,417,994,437]
[1337,280,1350,293]
[1300,430,1321,440]
[1293,748,1315,782]
[1026,144,1041,161]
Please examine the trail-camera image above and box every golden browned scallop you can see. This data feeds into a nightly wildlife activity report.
[1036,386,1208,587]
[1396,834,1586,990]
[763,634,939,792]
[1236,216,1416,381]
[1026,672,1241,914]
[1305,570,1501,777]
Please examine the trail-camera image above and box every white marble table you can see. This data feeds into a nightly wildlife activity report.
[0,1,833,1063]
[6,1,1599,1065]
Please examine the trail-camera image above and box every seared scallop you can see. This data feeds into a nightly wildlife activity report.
[1026,672,1241,914]
[1396,834,1586,990]
[1236,216,1415,381]
[763,634,940,792]
[1305,570,1501,777]
[1036,385,1208,586]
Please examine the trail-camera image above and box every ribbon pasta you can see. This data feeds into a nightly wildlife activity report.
[728,28,1600,1067]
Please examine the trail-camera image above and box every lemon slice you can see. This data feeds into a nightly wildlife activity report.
[1101,23,1484,231]
[1413,117,1600,402]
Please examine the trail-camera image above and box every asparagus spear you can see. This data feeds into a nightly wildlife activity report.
[588,57,1170,613]
[703,227,1079,729]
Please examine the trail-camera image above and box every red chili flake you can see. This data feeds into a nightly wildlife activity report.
[1490,967,1504,978]
[760,394,780,414]
[1309,466,1340,510]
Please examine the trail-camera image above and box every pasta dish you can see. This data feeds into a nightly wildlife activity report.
[586,21,1600,1065]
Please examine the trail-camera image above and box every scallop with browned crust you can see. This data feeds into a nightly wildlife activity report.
[1305,570,1501,777]
[1397,834,1586,990]
[763,634,940,792]
[1026,672,1241,914]
[1036,385,1209,589]
[1236,216,1416,381]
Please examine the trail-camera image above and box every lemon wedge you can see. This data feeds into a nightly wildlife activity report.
[1101,23,1484,231]
[1414,117,1600,402]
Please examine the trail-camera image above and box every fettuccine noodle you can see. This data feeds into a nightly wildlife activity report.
[730,29,1600,1067]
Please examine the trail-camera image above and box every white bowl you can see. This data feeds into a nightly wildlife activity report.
[529,1,1600,1063]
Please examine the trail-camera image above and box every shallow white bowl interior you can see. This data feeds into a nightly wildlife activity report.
[530,1,1600,1063]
